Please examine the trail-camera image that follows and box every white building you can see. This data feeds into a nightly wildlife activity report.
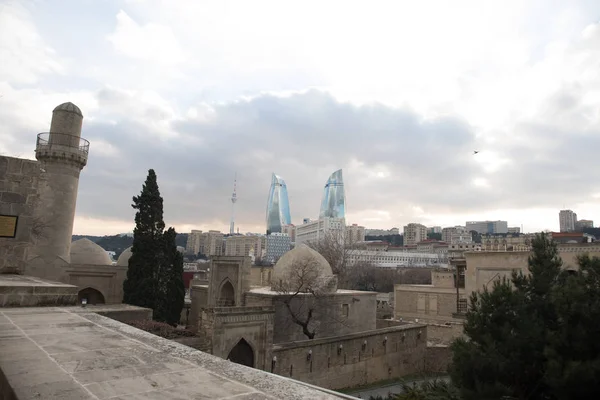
[559,210,578,232]
[281,224,296,243]
[348,249,445,268]
[265,233,291,263]
[466,220,508,234]
[508,227,521,234]
[295,217,345,245]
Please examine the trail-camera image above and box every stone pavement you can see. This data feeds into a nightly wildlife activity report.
[0,307,351,399]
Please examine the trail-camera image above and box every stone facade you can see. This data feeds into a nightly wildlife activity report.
[272,324,428,390]
[246,290,377,344]
[250,265,273,286]
[0,157,44,274]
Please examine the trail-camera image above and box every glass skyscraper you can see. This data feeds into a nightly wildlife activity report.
[266,173,292,234]
[319,169,346,219]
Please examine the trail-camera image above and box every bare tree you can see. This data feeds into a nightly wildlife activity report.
[306,229,378,288]
[272,255,339,339]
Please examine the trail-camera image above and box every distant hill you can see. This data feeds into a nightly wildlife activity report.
[72,233,189,259]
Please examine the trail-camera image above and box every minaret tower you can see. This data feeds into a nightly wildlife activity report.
[33,102,89,262]
[229,173,237,235]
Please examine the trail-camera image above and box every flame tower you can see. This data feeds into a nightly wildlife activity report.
[266,173,292,234]
[319,169,345,220]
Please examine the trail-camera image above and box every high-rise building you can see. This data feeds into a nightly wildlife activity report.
[281,224,296,243]
[427,226,442,234]
[266,173,292,234]
[197,230,224,256]
[346,224,366,243]
[225,234,264,257]
[265,233,291,263]
[466,220,508,234]
[319,169,346,220]
[403,223,428,246]
[186,230,203,255]
[576,219,594,231]
[559,210,577,232]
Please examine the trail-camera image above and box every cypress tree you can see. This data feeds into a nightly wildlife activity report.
[123,169,165,311]
[154,227,185,325]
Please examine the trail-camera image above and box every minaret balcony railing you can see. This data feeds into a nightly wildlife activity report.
[35,132,89,167]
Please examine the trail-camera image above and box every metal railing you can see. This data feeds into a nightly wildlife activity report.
[36,132,90,154]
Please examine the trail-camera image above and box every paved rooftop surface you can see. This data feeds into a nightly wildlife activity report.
[0,307,348,399]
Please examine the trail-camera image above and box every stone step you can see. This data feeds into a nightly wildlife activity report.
[0,274,78,307]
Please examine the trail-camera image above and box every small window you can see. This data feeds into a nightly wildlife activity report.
[342,304,349,317]
[458,299,468,314]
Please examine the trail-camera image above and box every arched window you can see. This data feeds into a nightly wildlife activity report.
[218,281,235,306]
[227,338,255,368]
[78,287,105,305]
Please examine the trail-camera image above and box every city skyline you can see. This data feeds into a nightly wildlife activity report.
[2,1,600,236]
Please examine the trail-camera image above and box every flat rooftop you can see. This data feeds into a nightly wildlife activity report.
[0,307,349,399]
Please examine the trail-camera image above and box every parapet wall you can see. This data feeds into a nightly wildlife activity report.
[0,156,43,274]
[272,324,427,390]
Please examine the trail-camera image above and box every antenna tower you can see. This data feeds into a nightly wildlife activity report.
[230,173,237,235]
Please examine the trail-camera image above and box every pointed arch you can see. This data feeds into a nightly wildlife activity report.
[227,338,255,368]
[78,287,105,305]
[218,279,235,306]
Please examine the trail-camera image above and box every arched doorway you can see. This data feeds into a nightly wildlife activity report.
[78,287,105,305]
[227,339,254,368]
[218,280,235,306]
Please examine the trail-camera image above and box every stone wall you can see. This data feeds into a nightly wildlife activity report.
[272,324,428,390]
[250,265,273,286]
[246,291,377,344]
[425,322,464,345]
[210,306,274,371]
[394,285,466,322]
[0,156,43,274]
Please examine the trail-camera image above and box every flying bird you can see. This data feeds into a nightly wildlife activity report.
[473,150,479,155]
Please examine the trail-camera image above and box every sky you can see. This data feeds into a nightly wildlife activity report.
[1,0,600,235]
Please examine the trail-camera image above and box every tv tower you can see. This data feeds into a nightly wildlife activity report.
[230,173,237,235]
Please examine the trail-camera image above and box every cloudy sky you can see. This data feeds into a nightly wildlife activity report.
[2,0,600,235]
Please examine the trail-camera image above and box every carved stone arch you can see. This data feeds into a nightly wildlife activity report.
[218,278,236,306]
[227,338,255,368]
[78,287,105,305]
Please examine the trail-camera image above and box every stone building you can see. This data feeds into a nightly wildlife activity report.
[0,102,126,305]
[187,245,433,390]
[394,242,600,345]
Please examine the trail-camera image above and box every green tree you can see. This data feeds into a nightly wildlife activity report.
[123,169,165,310]
[154,227,185,325]
[450,233,600,399]
[123,169,184,325]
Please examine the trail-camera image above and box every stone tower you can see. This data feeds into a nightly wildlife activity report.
[32,102,89,263]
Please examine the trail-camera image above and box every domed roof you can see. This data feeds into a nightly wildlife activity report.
[53,102,82,117]
[272,245,336,292]
[70,239,111,265]
[117,246,133,266]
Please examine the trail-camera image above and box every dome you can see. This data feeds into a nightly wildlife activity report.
[53,102,83,117]
[117,246,133,267]
[272,245,336,292]
[70,239,112,265]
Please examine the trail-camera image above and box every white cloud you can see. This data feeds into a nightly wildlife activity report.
[0,2,64,84]
[107,10,187,65]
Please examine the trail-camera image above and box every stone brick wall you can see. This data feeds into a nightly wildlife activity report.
[394,286,466,322]
[272,324,428,390]
[426,322,464,345]
[249,291,377,344]
[0,156,44,274]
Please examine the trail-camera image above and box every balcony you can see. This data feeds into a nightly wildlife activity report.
[35,132,89,167]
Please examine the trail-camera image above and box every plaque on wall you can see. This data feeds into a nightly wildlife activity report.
[0,215,18,238]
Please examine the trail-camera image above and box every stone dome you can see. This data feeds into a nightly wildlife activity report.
[272,245,336,292]
[70,238,112,265]
[117,246,133,267]
[53,102,83,117]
